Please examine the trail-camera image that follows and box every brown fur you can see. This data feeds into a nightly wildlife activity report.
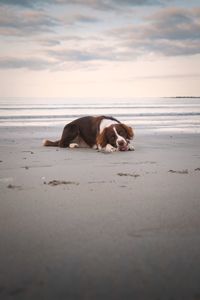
[121,124,134,139]
[96,128,108,148]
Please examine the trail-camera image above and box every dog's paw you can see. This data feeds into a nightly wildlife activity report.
[69,143,79,149]
[105,144,117,153]
[128,145,135,151]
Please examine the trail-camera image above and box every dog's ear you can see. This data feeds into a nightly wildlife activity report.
[122,124,134,140]
[96,128,108,148]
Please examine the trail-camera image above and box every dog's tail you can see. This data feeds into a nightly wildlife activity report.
[43,139,60,147]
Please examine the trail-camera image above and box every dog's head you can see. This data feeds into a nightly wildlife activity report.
[97,123,134,151]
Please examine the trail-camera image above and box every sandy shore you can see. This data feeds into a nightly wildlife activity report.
[0,125,200,299]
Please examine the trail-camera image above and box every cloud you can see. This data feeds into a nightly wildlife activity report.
[0,2,199,72]
[0,0,172,10]
[145,7,200,40]
[0,5,99,38]
[109,7,200,57]
[113,0,170,6]
[0,57,57,70]
[48,47,119,62]
[0,6,59,36]
[130,73,200,80]
[62,13,99,25]
[0,0,34,7]
[38,38,61,47]
[56,0,172,10]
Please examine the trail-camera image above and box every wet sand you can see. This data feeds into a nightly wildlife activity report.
[0,126,200,299]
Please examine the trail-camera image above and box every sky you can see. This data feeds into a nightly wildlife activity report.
[0,0,200,98]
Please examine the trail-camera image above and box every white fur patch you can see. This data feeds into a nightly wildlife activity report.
[70,137,90,148]
[69,143,79,148]
[99,119,118,133]
[105,144,117,153]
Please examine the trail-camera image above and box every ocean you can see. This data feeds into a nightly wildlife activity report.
[0,97,200,134]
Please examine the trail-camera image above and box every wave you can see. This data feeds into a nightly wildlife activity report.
[1,103,200,111]
[0,97,200,133]
[1,112,200,120]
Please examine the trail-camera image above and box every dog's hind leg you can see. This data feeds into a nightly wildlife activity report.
[59,123,79,148]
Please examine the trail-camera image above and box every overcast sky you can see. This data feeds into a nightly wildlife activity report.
[0,0,200,98]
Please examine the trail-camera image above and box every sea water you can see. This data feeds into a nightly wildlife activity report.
[0,97,200,134]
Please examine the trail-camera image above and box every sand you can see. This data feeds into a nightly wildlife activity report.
[0,125,200,300]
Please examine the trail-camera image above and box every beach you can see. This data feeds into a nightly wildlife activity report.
[0,125,200,299]
[1,0,200,296]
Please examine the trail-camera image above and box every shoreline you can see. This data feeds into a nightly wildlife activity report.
[0,126,200,299]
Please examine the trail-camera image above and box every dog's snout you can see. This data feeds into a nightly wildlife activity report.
[118,140,126,146]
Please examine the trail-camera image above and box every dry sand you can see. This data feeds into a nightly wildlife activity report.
[0,125,200,300]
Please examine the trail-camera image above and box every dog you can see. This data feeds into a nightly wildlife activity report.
[43,116,134,152]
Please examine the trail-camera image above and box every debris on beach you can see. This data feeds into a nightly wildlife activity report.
[22,151,34,154]
[21,166,29,170]
[7,184,22,190]
[195,168,200,171]
[46,180,79,186]
[117,172,140,178]
[168,169,188,174]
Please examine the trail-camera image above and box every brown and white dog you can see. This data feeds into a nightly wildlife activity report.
[43,116,134,152]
